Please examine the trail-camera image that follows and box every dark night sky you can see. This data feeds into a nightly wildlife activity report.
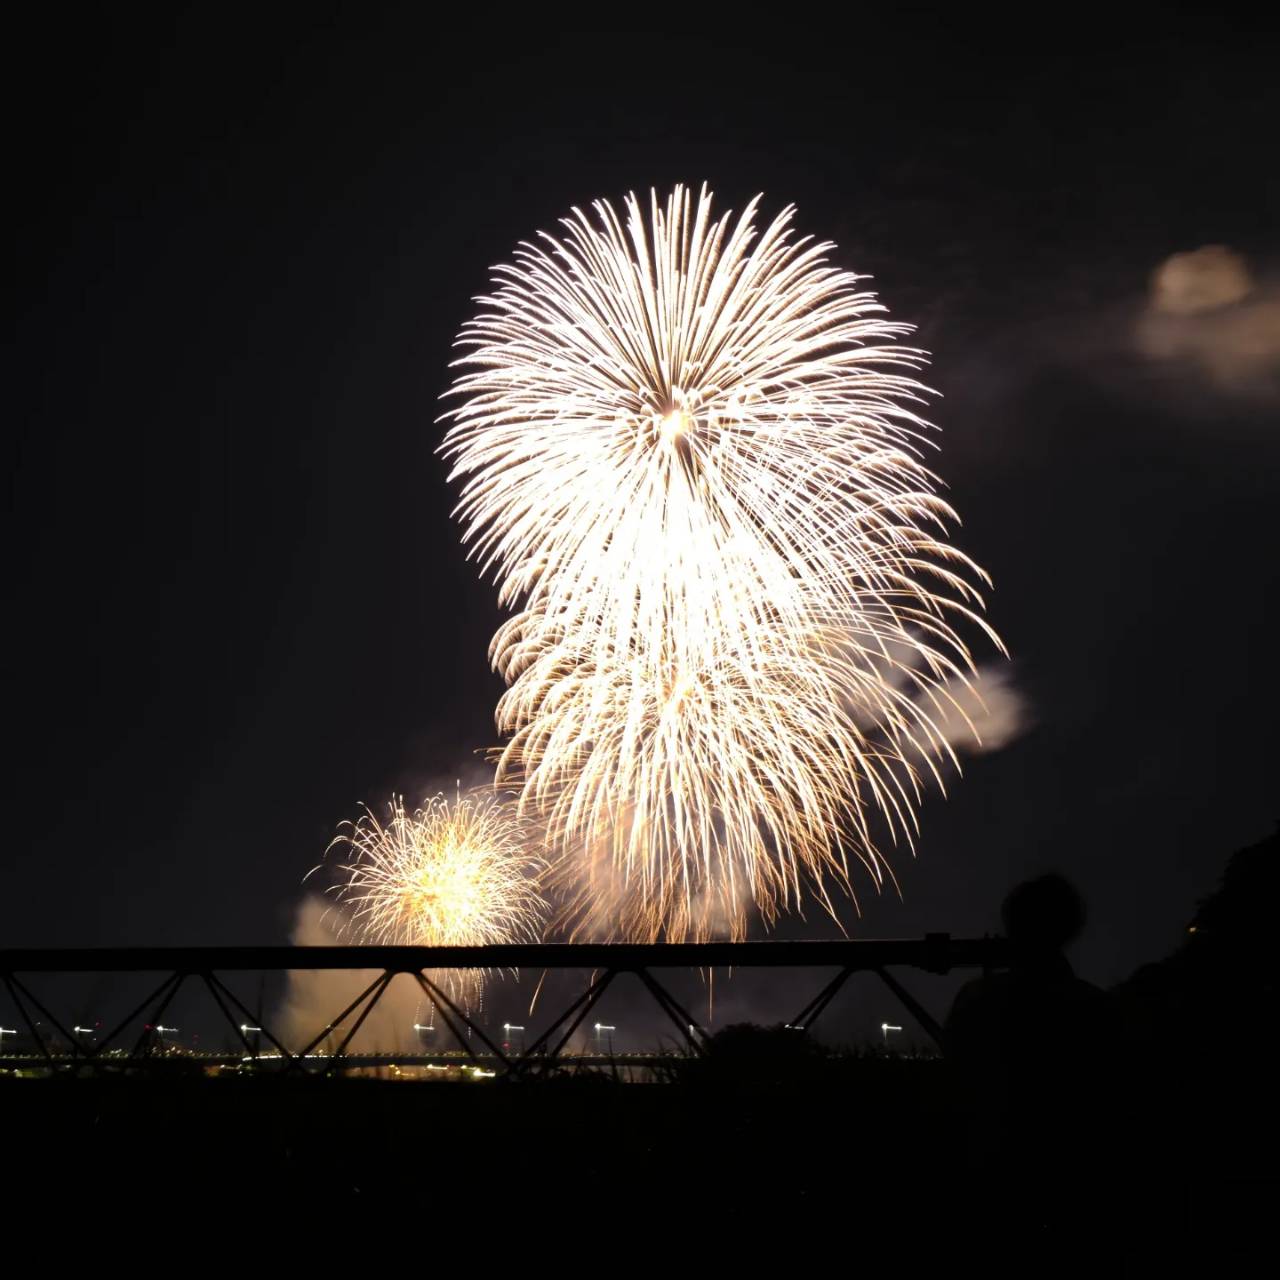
[7,14,1278,1038]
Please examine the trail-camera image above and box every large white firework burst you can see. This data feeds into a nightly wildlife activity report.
[441,184,1001,940]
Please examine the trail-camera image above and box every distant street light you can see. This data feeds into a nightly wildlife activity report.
[0,1027,17,1052]
[503,1023,526,1053]
[594,1022,616,1055]
[881,1022,903,1049]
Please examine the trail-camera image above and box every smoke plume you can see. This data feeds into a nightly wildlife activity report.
[1136,246,1280,394]
[277,896,428,1056]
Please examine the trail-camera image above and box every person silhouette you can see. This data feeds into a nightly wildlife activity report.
[945,873,1112,1174]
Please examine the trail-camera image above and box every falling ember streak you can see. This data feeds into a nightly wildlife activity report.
[441,183,1002,941]
[527,967,549,1018]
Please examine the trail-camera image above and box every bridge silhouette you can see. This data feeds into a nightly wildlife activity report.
[1,936,1009,1076]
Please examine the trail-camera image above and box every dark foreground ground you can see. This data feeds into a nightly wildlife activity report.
[3,1054,1273,1249]
[9,836,1275,1246]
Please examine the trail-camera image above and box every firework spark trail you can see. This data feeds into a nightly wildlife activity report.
[327,790,547,997]
[442,184,1002,940]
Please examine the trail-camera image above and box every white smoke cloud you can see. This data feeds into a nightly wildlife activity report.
[1149,245,1252,315]
[912,663,1034,758]
[837,626,1032,762]
[276,896,427,1056]
[557,830,756,943]
[1136,246,1280,393]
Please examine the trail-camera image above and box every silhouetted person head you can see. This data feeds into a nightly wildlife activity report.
[1001,873,1085,959]
[947,870,1108,1177]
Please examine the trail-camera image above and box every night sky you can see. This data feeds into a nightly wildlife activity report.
[9,14,1278,1036]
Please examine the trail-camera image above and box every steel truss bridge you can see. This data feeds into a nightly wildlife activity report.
[0,936,1008,1076]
